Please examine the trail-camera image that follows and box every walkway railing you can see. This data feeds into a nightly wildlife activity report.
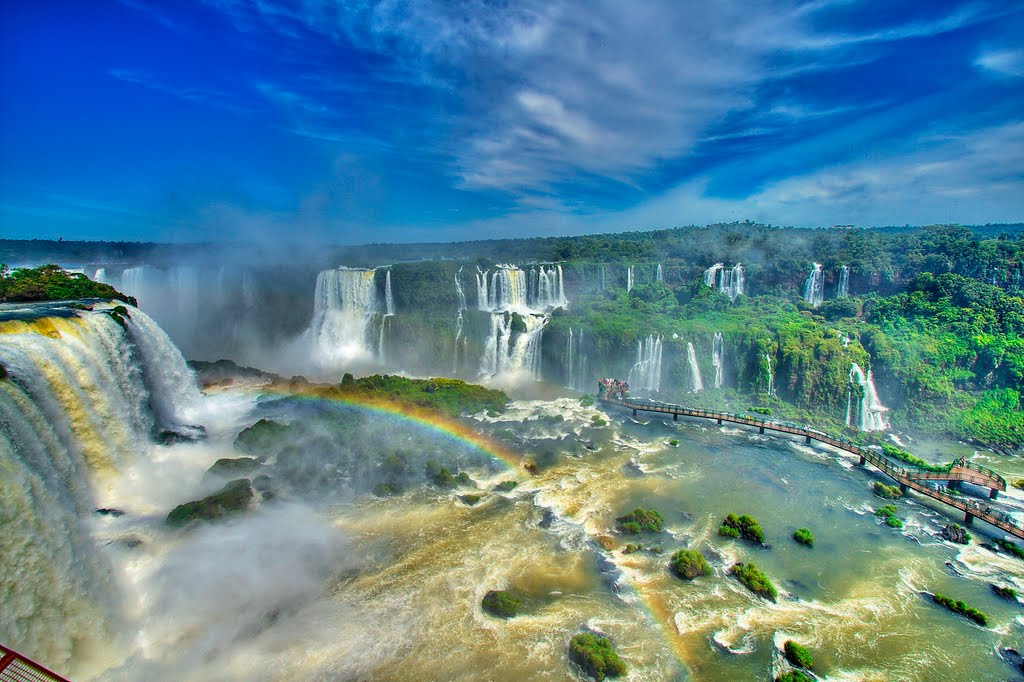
[0,645,70,682]
[600,394,1024,540]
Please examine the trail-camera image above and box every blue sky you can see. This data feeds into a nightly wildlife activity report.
[1,0,1022,243]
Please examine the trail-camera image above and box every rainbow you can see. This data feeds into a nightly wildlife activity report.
[247,385,526,472]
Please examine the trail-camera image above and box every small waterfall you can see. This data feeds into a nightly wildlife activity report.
[627,335,662,392]
[454,268,468,371]
[656,263,663,282]
[712,332,724,389]
[686,342,704,392]
[306,267,381,369]
[765,352,775,397]
[476,267,490,310]
[565,327,589,391]
[384,269,395,316]
[848,363,888,431]
[703,263,744,302]
[479,313,546,379]
[837,265,850,299]
[627,266,634,292]
[93,267,107,284]
[804,263,824,308]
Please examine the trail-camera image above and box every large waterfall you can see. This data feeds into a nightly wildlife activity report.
[703,263,745,302]
[479,313,546,379]
[712,332,725,389]
[686,342,704,392]
[564,327,589,391]
[847,362,889,431]
[837,265,850,299]
[377,270,395,361]
[627,335,662,392]
[306,267,381,370]
[0,302,203,670]
[804,263,824,308]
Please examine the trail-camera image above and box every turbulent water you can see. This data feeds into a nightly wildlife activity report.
[306,267,381,370]
[3,303,1024,681]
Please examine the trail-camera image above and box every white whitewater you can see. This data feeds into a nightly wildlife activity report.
[712,332,724,389]
[848,362,889,431]
[627,266,634,292]
[627,335,662,392]
[703,263,744,302]
[686,342,704,392]
[479,313,546,379]
[837,265,850,299]
[453,268,468,371]
[306,268,380,370]
[0,303,203,669]
[804,263,824,308]
[377,270,395,361]
[656,263,663,282]
[765,352,775,397]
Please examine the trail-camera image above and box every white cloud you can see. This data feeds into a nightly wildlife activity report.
[975,48,1024,77]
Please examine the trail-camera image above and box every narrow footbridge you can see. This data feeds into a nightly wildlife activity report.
[600,394,1024,540]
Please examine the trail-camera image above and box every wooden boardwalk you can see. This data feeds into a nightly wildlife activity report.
[600,394,1024,540]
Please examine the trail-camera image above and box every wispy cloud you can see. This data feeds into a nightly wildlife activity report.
[108,69,248,113]
[975,48,1024,77]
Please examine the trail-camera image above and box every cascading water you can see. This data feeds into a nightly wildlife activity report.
[627,266,634,292]
[837,265,850,299]
[764,352,775,396]
[378,270,395,361]
[564,327,589,391]
[454,268,468,371]
[306,267,380,370]
[686,342,704,392]
[703,263,744,302]
[479,313,546,379]
[627,335,662,392]
[712,332,724,389]
[804,263,824,308]
[0,302,203,669]
[847,362,888,431]
[656,263,663,282]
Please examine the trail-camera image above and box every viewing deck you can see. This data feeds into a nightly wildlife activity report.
[599,394,1024,541]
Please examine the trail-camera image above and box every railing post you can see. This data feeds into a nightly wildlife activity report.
[964,511,974,525]
[990,488,999,500]
[717,418,722,425]
[759,426,765,434]
[899,483,908,494]
[805,434,811,444]
[858,455,865,466]
[673,413,678,421]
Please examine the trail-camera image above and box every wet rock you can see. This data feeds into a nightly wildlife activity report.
[157,424,206,445]
[109,535,144,550]
[991,584,1019,602]
[207,457,261,478]
[941,524,971,544]
[166,478,253,527]
[594,535,616,551]
[538,509,556,529]
[95,508,124,517]
[999,647,1024,674]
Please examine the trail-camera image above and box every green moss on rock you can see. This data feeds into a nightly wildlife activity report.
[670,549,712,580]
[793,528,814,546]
[207,457,261,477]
[568,633,627,681]
[731,562,777,602]
[166,479,253,527]
[616,508,664,534]
[784,640,813,669]
[482,590,521,618]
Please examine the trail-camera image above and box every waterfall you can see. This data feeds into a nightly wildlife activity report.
[627,266,634,292]
[479,313,546,379]
[0,302,203,667]
[837,265,850,299]
[765,352,775,397]
[712,332,724,389]
[703,263,744,302]
[565,327,589,391]
[306,267,381,369]
[686,342,704,392]
[94,267,107,284]
[384,270,395,316]
[804,263,824,308]
[848,363,888,431]
[656,263,663,282]
[454,268,468,371]
[627,335,662,392]
[475,267,490,310]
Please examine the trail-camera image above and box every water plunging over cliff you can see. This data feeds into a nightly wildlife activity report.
[454,268,468,371]
[628,335,662,392]
[765,352,775,396]
[479,312,546,379]
[656,263,663,282]
[703,263,744,302]
[804,263,824,308]
[627,266,634,292]
[565,327,589,391]
[847,362,889,431]
[687,342,704,392]
[306,268,381,370]
[837,265,850,299]
[712,332,725,389]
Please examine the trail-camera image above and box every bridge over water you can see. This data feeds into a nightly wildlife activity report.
[599,394,1024,541]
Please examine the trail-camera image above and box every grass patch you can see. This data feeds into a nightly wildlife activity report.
[568,633,627,681]
[719,513,765,544]
[793,528,814,547]
[873,482,903,499]
[616,507,664,534]
[669,549,712,580]
[784,640,813,669]
[731,562,777,602]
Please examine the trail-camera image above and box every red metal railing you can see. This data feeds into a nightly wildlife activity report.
[0,645,70,682]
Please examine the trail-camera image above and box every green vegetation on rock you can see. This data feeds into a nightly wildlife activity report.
[996,539,1024,560]
[777,671,814,682]
[579,395,596,407]
[207,457,261,477]
[873,482,903,499]
[481,590,521,618]
[616,507,664,534]
[372,482,401,497]
[166,479,253,527]
[731,562,777,601]
[568,633,627,681]
[793,528,814,546]
[669,548,712,580]
[0,264,135,304]
[719,513,765,544]
[992,584,1018,601]
[494,480,518,492]
[784,640,814,669]
[880,444,950,472]
[932,593,988,626]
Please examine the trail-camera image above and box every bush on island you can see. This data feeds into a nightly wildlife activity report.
[580,395,596,407]
[777,671,814,682]
[793,528,814,546]
[670,549,712,580]
[719,513,765,544]
[873,482,903,499]
[616,508,664,534]
[568,633,627,681]
[731,562,777,602]
[784,640,813,669]
[481,590,521,618]
[495,480,518,492]
[932,593,988,626]
[992,584,1018,601]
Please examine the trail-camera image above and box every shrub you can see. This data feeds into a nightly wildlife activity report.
[793,528,814,546]
[718,525,740,539]
[616,508,664,534]
[580,395,596,407]
[886,516,904,529]
[372,482,401,497]
[482,590,521,618]
[992,584,1018,601]
[719,513,765,544]
[459,494,482,505]
[623,544,640,554]
[669,439,680,447]
[777,670,814,682]
[731,562,777,602]
[873,482,903,499]
[1014,479,1024,491]
[996,539,1024,560]
[784,640,813,669]
[670,549,712,580]
[568,633,627,681]
[875,504,898,517]
[166,479,253,527]
[752,407,773,416]
[932,593,988,626]
[592,415,608,427]
[495,480,518,492]
[880,444,949,473]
